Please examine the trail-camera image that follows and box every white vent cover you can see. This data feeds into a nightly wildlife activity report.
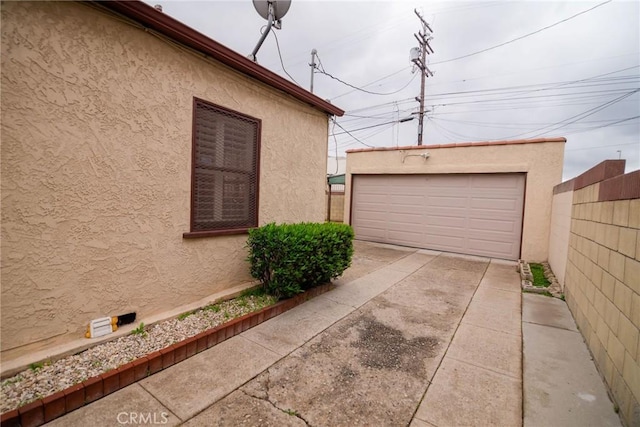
[86,317,116,338]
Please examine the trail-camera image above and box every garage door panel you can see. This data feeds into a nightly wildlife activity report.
[387,212,422,224]
[425,225,467,238]
[390,194,423,204]
[470,198,521,211]
[425,235,466,250]
[356,194,390,204]
[426,196,469,208]
[427,207,467,219]
[352,173,525,260]
[356,222,388,234]
[470,228,518,243]
[468,210,519,222]
[471,174,519,187]
[355,209,389,220]
[468,239,514,256]
[426,215,467,228]
[469,218,518,233]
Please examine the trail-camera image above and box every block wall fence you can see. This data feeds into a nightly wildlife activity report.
[549,159,640,426]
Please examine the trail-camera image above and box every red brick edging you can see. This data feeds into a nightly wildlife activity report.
[1,283,334,427]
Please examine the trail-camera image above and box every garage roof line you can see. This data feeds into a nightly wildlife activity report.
[345,137,566,153]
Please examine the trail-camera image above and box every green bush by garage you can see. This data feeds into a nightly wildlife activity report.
[247,222,354,299]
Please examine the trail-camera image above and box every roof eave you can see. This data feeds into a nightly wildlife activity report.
[94,0,344,117]
[346,137,567,153]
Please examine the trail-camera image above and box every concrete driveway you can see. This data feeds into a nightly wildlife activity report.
[47,241,619,426]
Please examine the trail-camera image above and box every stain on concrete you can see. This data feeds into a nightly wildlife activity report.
[428,255,488,273]
[352,316,438,374]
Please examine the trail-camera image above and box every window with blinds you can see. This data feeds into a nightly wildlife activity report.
[189,98,260,235]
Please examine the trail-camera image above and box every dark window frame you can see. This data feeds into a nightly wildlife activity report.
[183,97,261,239]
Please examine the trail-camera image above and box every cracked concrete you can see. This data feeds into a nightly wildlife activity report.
[45,241,621,427]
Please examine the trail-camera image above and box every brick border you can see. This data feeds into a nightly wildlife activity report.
[1,283,334,427]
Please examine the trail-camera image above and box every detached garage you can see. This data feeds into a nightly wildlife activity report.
[345,138,566,261]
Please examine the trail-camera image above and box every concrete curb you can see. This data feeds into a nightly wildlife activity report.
[0,283,334,427]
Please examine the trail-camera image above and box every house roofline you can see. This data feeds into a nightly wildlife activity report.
[345,137,567,153]
[94,0,344,117]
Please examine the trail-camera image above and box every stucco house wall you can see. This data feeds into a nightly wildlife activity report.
[344,138,566,261]
[1,1,340,363]
[548,188,574,288]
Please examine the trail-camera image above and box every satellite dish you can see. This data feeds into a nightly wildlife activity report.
[253,0,291,21]
[248,0,293,62]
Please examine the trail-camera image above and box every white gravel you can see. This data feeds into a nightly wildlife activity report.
[0,294,276,413]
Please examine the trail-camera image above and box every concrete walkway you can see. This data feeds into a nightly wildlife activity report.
[46,242,621,426]
[523,293,621,427]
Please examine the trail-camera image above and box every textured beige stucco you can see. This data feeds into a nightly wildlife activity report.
[548,190,573,288]
[344,141,565,261]
[1,2,329,360]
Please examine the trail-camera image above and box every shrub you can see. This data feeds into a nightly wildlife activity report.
[247,222,354,299]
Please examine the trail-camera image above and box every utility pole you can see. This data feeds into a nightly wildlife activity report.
[411,10,434,146]
[309,49,317,93]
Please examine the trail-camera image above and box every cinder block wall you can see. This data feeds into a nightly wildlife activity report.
[559,160,640,425]
[326,192,345,222]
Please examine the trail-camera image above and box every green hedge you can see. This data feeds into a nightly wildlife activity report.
[246,222,354,299]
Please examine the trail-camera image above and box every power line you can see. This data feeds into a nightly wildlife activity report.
[316,67,418,96]
[421,68,639,100]
[432,116,638,129]
[427,88,639,107]
[427,98,639,115]
[333,119,409,136]
[345,98,415,114]
[342,66,638,115]
[500,89,640,139]
[565,141,640,151]
[431,0,613,65]
[333,121,374,148]
[333,122,397,150]
[561,116,640,137]
[329,66,412,101]
[330,119,339,174]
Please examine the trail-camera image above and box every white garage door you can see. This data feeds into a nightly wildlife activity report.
[351,174,525,260]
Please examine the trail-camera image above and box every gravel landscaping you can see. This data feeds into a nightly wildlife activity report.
[0,293,276,413]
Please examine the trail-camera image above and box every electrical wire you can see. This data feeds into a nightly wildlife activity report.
[420,69,639,99]
[431,0,613,65]
[330,119,339,174]
[431,116,638,130]
[562,116,640,137]
[345,98,415,114]
[333,121,374,148]
[329,66,413,101]
[333,122,398,150]
[426,88,639,107]
[333,118,413,136]
[565,141,639,151]
[515,89,639,139]
[270,29,299,85]
[316,68,418,96]
[343,68,638,116]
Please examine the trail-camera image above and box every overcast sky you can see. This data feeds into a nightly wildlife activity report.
[146,0,639,180]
